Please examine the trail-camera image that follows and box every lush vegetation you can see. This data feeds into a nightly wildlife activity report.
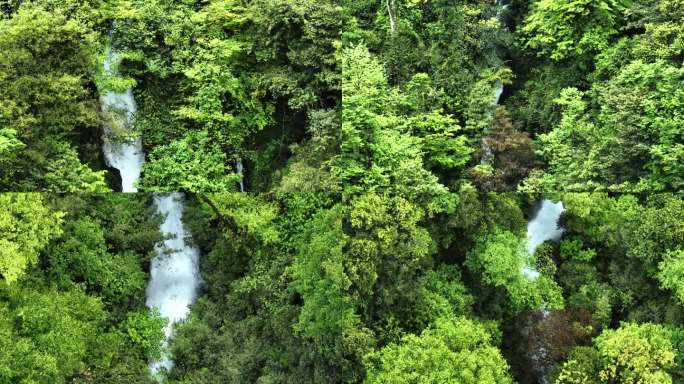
[1,0,684,383]
[2,192,682,383]
[170,192,684,384]
[0,193,164,383]
[0,0,340,192]
[337,0,684,194]
[1,0,681,194]
[1,0,681,193]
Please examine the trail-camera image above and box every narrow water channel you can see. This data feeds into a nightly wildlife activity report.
[98,36,201,380]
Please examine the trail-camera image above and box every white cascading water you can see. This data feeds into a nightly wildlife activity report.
[100,46,144,192]
[99,37,201,380]
[526,199,565,259]
[146,193,202,377]
[496,0,511,32]
[493,80,504,106]
[236,159,245,192]
[523,199,565,384]
[523,199,564,279]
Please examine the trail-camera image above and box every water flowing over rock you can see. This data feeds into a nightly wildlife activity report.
[526,199,565,258]
[146,193,202,377]
[493,80,504,106]
[524,200,564,278]
[99,35,201,380]
[100,46,144,192]
[523,198,565,383]
[480,81,505,166]
[496,0,511,32]
[236,159,245,192]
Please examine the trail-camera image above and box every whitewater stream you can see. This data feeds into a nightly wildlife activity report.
[524,199,565,279]
[527,199,565,254]
[236,159,245,192]
[523,198,565,384]
[146,193,202,376]
[99,41,201,379]
[100,46,144,193]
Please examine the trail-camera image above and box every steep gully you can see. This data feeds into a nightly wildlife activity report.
[487,3,565,380]
[523,199,565,383]
[481,0,509,165]
[99,41,201,379]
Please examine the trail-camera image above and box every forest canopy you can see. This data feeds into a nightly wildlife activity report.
[0,0,683,383]
[0,0,681,193]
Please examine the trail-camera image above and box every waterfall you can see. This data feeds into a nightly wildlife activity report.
[146,193,202,377]
[523,198,565,384]
[100,46,144,192]
[492,0,508,107]
[496,0,511,32]
[523,199,564,279]
[236,159,245,192]
[526,199,565,258]
[99,34,201,380]
[493,80,504,106]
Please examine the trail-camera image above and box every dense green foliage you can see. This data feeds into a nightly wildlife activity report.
[336,0,683,194]
[0,4,109,191]
[160,192,682,384]
[0,194,164,383]
[1,0,684,383]
[2,0,682,193]
[365,316,514,383]
[120,0,343,192]
[0,0,341,192]
[0,192,682,383]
